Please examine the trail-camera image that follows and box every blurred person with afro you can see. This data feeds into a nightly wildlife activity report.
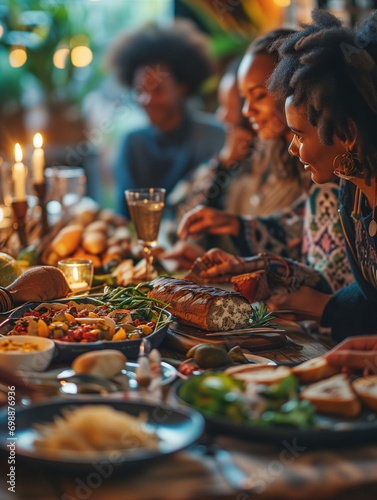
[110,21,225,216]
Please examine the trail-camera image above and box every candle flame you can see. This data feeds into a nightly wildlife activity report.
[15,143,23,162]
[0,208,3,223]
[73,266,79,281]
[33,133,43,148]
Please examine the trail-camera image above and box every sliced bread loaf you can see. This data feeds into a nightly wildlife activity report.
[292,357,340,383]
[301,373,361,417]
[353,375,377,412]
[148,277,251,331]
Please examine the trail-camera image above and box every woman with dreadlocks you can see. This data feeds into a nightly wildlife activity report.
[264,9,377,341]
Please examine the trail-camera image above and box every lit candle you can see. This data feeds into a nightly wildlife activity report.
[70,266,88,292]
[32,133,45,183]
[57,258,93,294]
[13,144,27,201]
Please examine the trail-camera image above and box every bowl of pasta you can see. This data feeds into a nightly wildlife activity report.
[0,335,55,372]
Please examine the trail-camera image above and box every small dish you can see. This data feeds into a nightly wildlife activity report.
[0,335,55,372]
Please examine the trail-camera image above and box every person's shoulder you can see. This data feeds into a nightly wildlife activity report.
[118,126,155,152]
[122,126,154,141]
[189,110,225,133]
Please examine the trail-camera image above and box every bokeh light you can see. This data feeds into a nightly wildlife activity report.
[53,48,70,69]
[9,48,27,68]
[71,46,93,67]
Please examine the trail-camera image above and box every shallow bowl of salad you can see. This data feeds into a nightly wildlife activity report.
[0,297,172,363]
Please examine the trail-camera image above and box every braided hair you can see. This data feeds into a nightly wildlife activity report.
[269,9,377,183]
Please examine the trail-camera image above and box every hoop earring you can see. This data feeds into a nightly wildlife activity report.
[333,150,362,180]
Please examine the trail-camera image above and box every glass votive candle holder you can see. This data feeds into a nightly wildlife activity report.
[57,258,94,294]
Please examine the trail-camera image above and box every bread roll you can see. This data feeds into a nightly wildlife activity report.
[51,225,83,257]
[353,375,377,412]
[148,277,251,332]
[292,357,340,383]
[98,208,118,224]
[85,220,109,234]
[72,248,102,268]
[103,245,124,260]
[113,226,132,241]
[82,231,107,255]
[301,374,361,417]
[72,350,127,378]
[7,266,70,303]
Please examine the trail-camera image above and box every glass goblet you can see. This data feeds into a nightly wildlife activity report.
[125,188,165,282]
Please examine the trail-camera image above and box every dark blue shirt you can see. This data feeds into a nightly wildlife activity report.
[321,180,377,341]
[114,110,225,215]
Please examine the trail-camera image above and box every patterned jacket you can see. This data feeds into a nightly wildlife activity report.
[232,180,354,293]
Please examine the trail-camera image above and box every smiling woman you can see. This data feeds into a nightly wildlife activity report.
[285,98,349,186]
[267,9,377,341]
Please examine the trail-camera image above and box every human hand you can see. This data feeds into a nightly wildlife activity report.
[187,248,247,282]
[219,125,254,166]
[8,266,70,304]
[159,240,205,270]
[178,206,240,240]
[267,285,332,322]
[325,336,377,374]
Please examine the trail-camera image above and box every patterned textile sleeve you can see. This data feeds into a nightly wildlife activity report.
[232,181,354,293]
[302,181,353,293]
[231,193,306,262]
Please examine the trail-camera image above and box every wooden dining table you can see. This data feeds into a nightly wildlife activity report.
[1,302,377,500]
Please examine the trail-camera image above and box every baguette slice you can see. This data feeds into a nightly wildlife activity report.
[226,365,292,385]
[148,277,251,332]
[225,363,272,377]
[353,375,377,412]
[292,357,340,383]
[301,374,361,417]
[72,350,127,379]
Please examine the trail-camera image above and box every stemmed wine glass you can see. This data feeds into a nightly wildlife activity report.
[125,187,165,282]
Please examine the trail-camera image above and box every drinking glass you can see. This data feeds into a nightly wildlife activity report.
[45,166,86,218]
[125,187,165,282]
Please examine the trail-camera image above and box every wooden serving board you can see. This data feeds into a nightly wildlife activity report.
[165,320,288,353]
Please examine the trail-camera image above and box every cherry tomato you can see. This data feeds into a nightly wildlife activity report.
[178,359,199,376]
[73,329,84,341]
[60,336,75,343]
[83,331,97,342]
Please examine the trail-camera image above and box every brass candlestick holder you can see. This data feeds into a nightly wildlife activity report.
[11,200,28,248]
[33,181,49,236]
